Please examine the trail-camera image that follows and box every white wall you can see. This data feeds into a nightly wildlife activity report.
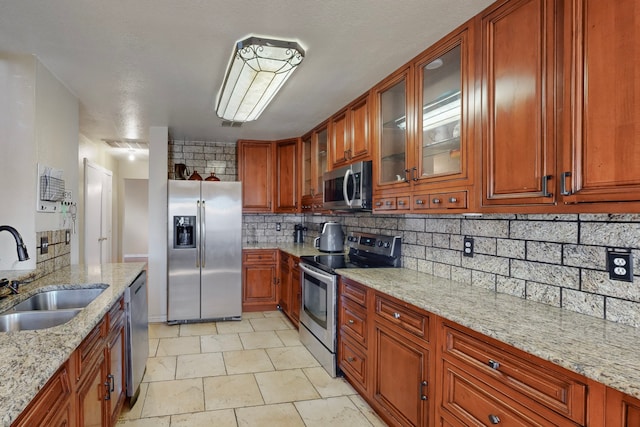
[0,53,36,270]
[34,60,80,264]
[117,157,149,261]
[122,179,149,257]
[148,127,168,322]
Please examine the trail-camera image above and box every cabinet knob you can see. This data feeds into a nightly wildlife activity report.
[375,202,382,207]
[432,198,441,204]
[449,197,457,203]
[416,199,425,205]
[348,319,355,324]
[347,356,356,362]
[487,359,500,370]
[488,414,501,425]
[385,201,392,206]
[398,200,405,206]
[393,312,401,319]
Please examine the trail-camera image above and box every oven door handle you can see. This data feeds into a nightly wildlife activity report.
[299,262,336,283]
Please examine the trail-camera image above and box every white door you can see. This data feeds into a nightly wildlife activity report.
[84,159,113,265]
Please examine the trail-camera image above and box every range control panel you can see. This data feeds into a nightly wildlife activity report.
[346,231,401,258]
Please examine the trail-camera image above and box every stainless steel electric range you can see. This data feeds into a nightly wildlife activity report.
[298,231,402,377]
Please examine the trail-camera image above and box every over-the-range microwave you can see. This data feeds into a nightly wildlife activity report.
[323,160,372,211]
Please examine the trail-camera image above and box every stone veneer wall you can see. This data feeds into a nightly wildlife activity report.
[243,214,305,244]
[301,212,640,328]
[167,139,236,181]
[35,229,71,279]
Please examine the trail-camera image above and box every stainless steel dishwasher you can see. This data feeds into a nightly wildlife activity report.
[125,270,149,405]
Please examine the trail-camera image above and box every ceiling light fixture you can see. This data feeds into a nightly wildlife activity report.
[216,36,305,122]
[128,150,135,161]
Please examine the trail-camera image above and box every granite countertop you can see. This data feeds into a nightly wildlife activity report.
[336,268,640,400]
[243,242,325,258]
[0,263,146,427]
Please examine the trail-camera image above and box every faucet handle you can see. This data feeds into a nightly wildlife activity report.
[8,281,19,294]
[0,278,8,287]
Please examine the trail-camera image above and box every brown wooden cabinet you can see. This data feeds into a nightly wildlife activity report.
[439,320,587,426]
[371,23,475,214]
[12,362,72,427]
[560,0,640,206]
[277,251,301,327]
[301,122,329,213]
[242,249,278,312]
[238,140,273,212]
[274,138,299,213]
[330,93,371,169]
[605,388,640,427]
[106,298,126,426]
[479,0,559,207]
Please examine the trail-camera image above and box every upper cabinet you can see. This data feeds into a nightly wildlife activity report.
[330,93,371,169]
[274,138,299,213]
[371,23,475,213]
[560,0,640,205]
[238,140,273,212]
[301,122,329,212]
[480,0,559,207]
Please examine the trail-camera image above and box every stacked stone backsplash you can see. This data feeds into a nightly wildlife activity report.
[243,214,305,244]
[302,212,640,328]
[168,139,236,181]
[35,229,71,279]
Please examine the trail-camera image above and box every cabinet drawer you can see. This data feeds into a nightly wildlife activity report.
[374,197,398,210]
[340,278,368,307]
[442,359,563,426]
[74,318,106,382]
[13,363,71,427]
[340,298,367,347]
[429,191,467,209]
[443,325,586,424]
[375,293,429,342]
[243,250,277,263]
[339,335,368,390]
[108,296,125,332]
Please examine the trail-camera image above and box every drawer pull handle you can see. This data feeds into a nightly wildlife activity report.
[398,200,405,206]
[375,202,382,207]
[416,199,424,205]
[488,360,500,370]
[347,357,356,362]
[432,198,441,204]
[393,312,401,319]
[449,197,457,203]
[348,319,354,324]
[385,201,392,206]
[488,414,501,424]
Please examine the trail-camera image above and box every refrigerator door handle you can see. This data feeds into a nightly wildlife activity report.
[201,200,206,268]
[196,200,201,268]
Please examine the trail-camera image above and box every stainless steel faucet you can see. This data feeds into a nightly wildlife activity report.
[0,225,30,261]
[0,278,20,295]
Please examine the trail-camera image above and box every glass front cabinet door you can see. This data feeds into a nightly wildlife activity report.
[414,29,471,188]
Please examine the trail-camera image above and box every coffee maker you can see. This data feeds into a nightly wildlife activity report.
[294,224,306,243]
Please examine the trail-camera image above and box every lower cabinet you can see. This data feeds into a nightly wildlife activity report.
[15,296,127,427]
[242,249,278,312]
[277,251,301,327]
[605,388,640,427]
[12,362,72,427]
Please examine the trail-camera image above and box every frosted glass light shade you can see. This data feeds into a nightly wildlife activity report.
[216,36,305,122]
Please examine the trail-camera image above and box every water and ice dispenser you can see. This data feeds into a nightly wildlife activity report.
[174,216,196,248]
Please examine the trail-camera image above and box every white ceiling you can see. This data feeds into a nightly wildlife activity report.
[0,0,494,147]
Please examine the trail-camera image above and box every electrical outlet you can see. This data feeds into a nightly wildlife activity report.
[65,230,71,245]
[463,237,474,257]
[40,237,49,255]
[276,223,281,231]
[607,250,633,282]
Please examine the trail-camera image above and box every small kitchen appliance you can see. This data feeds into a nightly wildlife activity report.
[313,222,344,252]
[299,231,402,377]
[294,224,306,243]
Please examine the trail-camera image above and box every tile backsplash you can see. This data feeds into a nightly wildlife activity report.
[35,229,71,279]
[253,212,640,328]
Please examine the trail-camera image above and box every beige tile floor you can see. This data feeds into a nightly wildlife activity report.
[117,311,387,426]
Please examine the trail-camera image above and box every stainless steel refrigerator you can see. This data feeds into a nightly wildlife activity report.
[167,180,242,323]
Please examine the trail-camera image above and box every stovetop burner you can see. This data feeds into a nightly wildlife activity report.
[300,231,401,274]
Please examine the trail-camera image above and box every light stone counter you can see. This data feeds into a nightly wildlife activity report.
[337,268,640,400]
[0,263,146,427]
[243,242,325,258]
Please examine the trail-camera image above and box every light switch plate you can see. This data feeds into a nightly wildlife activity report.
[40,237,49,254]
[607,249,633,282]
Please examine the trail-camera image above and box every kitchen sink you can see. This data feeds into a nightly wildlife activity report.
[0,309,81,332]
[10,288,105,312]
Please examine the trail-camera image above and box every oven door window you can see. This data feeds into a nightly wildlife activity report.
[303,273,328,328]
